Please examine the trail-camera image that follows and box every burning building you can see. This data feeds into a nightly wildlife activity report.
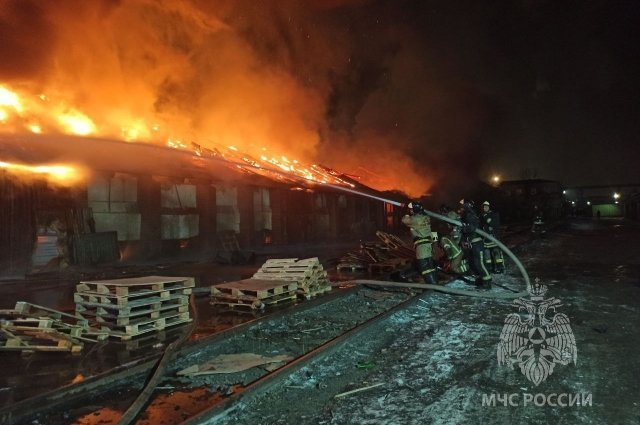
[0,133,406,275]
[0,1,447,274]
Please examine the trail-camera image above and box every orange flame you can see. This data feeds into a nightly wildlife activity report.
[0,160,84,185]
[0,0,434,197]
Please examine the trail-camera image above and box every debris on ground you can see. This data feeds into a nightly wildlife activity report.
[0,301,108,353]
[337,231,414,274]
[177,353,293,376]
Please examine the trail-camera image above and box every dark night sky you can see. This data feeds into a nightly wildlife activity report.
[1,0,639,192]
[318,0,640,187]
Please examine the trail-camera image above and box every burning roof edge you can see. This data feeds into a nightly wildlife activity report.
[0,133,406,204]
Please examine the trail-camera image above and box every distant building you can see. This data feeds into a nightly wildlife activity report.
[626,191,640,221]
[499,179,565,222]
[564,184,640,218]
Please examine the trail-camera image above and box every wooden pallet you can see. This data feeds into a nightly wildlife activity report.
[248,258,333,302]
[77,276,195,297]
[263,258,319,265]
[211,292,297,310]
[298,285,332,299]
[75,293,188,315]
[255,258,320,274]
[100,313,192,340]
[336,262,368,272]
[0,303,106,344]
[252,268,327,281]
[74,275,194,339]
[211,279,298,299]
[12,302,89,328]
[0,327,83,353]
[368,257,412,274]
[74,290,189,309]
[77,303,190,326]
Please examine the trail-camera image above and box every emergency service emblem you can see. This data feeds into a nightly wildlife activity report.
[497,280,577,386]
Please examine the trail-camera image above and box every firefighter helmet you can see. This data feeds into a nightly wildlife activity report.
[459,199,474,209]
[408,200,425,214]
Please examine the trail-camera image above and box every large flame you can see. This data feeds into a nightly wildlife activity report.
[0,160,84,185]
[0,1,434,196]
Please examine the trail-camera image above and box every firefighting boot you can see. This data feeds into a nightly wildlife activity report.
[418,258,438,285]
[493,251,505,273]
[475,276,492,290]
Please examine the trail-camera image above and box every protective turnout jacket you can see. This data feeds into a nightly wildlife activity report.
[481,210,500,237]
[460,207,482,245]
[401,213,433,260]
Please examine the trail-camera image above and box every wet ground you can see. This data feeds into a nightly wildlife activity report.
[213,218,640,425]
[3,219,639,425]
[0,240,363,409]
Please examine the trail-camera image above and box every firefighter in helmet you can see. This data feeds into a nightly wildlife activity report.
[438,205,469,275]
[402,201,437,285]
[459,199,492,288]
[481,201,504,273]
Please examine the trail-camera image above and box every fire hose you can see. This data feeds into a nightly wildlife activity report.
[110,155,529,423]
[420,208,531,297]
[117,294,198,425]
[319,185,531,298]
[192,147,533,298]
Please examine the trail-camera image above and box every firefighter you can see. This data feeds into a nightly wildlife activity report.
[438,205,469,275]
[531,205,545,233]
[459,199,492,288]
[402,201,437,285]
[480,201,504,273]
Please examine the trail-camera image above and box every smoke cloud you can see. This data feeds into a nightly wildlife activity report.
[0,0,502,197]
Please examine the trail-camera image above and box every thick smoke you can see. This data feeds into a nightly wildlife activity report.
[0,0,500,197]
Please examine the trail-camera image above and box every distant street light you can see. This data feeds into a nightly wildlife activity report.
[492,175,500,184]
[613,192,620,200]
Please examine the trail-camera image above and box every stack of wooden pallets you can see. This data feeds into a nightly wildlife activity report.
[211,279,298,311]
[337,231,415,274]
[0,302,107,353]
[74,276,194,340]
[252,258,332,299]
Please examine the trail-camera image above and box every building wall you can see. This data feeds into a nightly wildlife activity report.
[215,186,240,234]
[88,173,141,241]
[0,175,38,274]
[137,175,161,259]
[500,180,565,222]
[591,204,623,217]
[1,170,393,271]
[196,183,217,253]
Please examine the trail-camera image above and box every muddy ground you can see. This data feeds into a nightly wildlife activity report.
[211,218,640,425]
